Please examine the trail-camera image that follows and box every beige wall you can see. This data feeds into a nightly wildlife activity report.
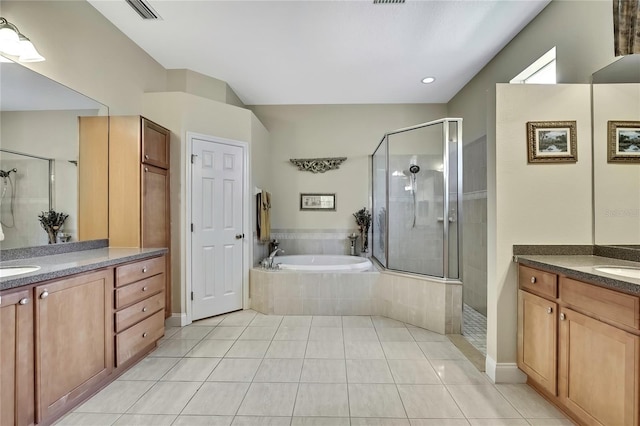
[446,0,617,380]
[1,1,167,115]
[593,84,640,245]
[250,104,447,230]
[494,83,592,374]
[142,92,270,316]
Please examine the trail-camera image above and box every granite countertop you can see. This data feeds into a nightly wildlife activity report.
[516,254,640,295]
[0,247,167,291]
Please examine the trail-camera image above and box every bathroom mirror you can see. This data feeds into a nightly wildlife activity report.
[0,59,108,249]
[592,55,640,247]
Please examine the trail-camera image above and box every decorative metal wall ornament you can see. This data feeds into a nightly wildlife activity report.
[289,157,347,173]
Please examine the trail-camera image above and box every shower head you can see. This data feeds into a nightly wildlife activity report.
[0,168,17,178]
[409,164,420,174]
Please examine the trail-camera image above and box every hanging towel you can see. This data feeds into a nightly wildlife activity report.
[259,190,271,242]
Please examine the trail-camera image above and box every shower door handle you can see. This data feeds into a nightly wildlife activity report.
[437,217,456,223]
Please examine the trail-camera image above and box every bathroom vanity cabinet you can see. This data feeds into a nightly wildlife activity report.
[0,253,166,426]
[110,116,171,318]
[0,288,35,426]
[80,115,172,318]
[35,269,114,423]
[517,264,639,426]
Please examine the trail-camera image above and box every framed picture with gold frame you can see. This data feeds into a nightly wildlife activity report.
[526,121,577,163]
[607,121,640,163]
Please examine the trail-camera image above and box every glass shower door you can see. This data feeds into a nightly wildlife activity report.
[386,122,445,277]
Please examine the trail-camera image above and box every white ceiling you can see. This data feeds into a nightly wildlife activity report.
[88,0,550,105]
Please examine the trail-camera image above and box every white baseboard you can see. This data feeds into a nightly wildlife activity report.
[485,356,527,383]
[165,313,188,327]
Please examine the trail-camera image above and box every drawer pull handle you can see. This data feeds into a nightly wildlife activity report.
[547,307,553,314]
[142,307,148,312]
[144,167,149,172]
[145,154,150,160]
[142,332,148,338]
[142,267,148,273]
[530,277,536,284]
[19,297,29,305]
[560,313,566,321]
[40,290,49,299]
[142,286,148,292]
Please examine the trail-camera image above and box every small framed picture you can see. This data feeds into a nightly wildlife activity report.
[300,193,336,211]
[526,121,578,163]
[607,121,640,163]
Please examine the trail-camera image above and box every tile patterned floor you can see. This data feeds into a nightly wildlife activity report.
[462,304,487,356]
[57,310,571,426]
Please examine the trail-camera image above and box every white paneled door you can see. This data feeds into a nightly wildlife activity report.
[191,138,244,321]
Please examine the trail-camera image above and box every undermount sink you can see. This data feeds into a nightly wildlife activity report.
[0,265,41,278]
[594,266,640,279]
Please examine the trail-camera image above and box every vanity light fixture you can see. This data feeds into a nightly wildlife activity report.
[0,17,45,62]
[421,77,436,84]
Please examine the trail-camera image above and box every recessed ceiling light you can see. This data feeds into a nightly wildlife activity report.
[421,77,436,84]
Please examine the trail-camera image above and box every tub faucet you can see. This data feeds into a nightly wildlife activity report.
[267,248,285,268]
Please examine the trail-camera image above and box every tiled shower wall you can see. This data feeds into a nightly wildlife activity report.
[462,136,487,316]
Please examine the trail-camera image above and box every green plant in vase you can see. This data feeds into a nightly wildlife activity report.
[38,210,69,244]
[353,207,371,253]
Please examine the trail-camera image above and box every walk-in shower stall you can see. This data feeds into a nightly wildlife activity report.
[372,118,462,280]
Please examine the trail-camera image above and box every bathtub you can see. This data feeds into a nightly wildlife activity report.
[273,255,373,272]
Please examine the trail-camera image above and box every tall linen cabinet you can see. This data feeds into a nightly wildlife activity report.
[79,116,171,317]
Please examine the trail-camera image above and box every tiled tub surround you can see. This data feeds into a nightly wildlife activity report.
[269,229,367,258]
[250,268,462,334]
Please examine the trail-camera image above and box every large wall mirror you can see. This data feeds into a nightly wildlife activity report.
[592,55,640,247]
[0,59,108,249]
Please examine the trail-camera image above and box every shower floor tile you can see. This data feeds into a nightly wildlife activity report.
[462,304,487,355]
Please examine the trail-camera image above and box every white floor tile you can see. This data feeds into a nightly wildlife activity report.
[206,326,246,340]
[207,358,263,382]
[348,384,406,418]
[343,327,380,342]
[160,357,221,382]
[292,417,350,426]
[225,340,271,358]
[187,340,234,358]
[397,384,464,418]
[429,360,490,385]
[305,340,345,359]
[495,384,567,419]
[446,385,522,418]
[238,326,278,340]
[170,326,215,340]
[55,412,120,426]
[418,342,466,360]
[75,381,155,413]
[344,341,385,359]
[380,342,425,360]
[281,315,313,327]
[265,340,307,358]
[387,359,440,384]
[352,419,410,426]
[182,382,250,416]
[127,382,200,415]
[293,383,349,417]
[311,316,342,327]
[151,340,200,357]
[112,414,176,425]
[308,327,343,341]
[274,326,311,341]
[117,357,180,381]
[232,416,291,426]
[409,420,470,426]
[254,358,304,382]
[250,314,284,327]
[172,415,233,426]
[346,359,394,384]
[300,359,347,383]
[376,328,414,342]
[237,383,298,416]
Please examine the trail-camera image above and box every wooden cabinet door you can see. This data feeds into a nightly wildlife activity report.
[141,118,170,169]
[34,270,113,423]
[559,307,639,426]
[142,164,171,316]
[517,290,557,395]
[0,289,35,426]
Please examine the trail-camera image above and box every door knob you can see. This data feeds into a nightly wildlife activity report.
[40,290,49,299]
[235,234,244,239]
[144,154,150,160]
[547,307,553,314]
[560,313,566,321]
[19,298,29,305]
[530,277,536,284]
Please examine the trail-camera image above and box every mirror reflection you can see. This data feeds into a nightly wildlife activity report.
[0,60,108,249]
[592,55,640,247]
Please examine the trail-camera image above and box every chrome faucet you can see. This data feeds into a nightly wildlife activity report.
[266,248,285,269]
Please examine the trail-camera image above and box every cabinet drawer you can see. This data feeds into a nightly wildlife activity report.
[560,277,640,330]
[115,274,164,309]
[519,265,557,299]
[116,256,165,287]
[115,292,165,333]
[116,310,164,366]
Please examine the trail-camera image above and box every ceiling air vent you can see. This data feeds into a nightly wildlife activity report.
[125,0,161,20]
[373,0,405,3]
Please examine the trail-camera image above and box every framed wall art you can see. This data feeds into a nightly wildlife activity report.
[526,121,578,163]
[607,121,640,163]
[300,193,336,211]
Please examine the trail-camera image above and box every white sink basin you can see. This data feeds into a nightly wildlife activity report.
[595,266,640,279]
[0,266,41,278]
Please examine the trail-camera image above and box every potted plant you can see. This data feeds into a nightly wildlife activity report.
[38,210,69,244]
[353,207,371,253]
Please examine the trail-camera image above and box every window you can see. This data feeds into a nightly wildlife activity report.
[510,46,556,85]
